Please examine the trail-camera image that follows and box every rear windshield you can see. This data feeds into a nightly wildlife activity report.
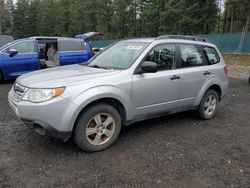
[87,42,149,70]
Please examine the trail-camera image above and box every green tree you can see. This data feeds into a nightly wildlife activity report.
[140,0,164,37]
[0,0,13,35]
[37,0,58,36]
[223,0,250,33]
[12,0,30,38]
[95,0,113,38]
[7,0,224,38]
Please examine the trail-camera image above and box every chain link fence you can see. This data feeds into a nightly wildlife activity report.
[199,32,250,54]
[90,32,250,54]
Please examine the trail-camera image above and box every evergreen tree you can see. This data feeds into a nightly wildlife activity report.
[3,0,237,38]
[0,0,13,35]
[12,0,30,38]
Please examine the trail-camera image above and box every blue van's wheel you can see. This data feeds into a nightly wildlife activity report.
[0,71,3,83]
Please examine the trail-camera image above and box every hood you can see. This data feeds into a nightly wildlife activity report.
[75,32,104,40]
[17,64,120,88]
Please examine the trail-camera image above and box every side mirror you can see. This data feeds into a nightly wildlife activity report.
[9,49,18,57]
[140,61,157,73]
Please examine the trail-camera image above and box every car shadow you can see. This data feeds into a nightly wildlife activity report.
[122,110,197,132]
[1,79,15,84]
[20,110,198,154]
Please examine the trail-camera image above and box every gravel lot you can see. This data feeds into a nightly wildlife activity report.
[0,78,250,188]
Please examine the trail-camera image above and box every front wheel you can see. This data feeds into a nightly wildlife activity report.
[198,89,219,120]
[74,103,121,152]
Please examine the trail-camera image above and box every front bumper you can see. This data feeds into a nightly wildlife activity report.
[8,91,79,141]
[21,119,71,141]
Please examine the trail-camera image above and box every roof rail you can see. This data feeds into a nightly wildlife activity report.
[156,35,208,42]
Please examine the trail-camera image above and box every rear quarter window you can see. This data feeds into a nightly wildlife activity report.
[59,40,85,51]
[203,46,220,65]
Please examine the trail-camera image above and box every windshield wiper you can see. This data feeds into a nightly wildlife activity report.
[88,64,109,69]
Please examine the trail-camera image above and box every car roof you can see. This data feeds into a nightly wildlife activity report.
[155,39,215,46]
[120,38,155,43]
[120,37,215,47]
[29,36,81,40]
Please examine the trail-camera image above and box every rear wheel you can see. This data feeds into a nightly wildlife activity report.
[198,89,219,120]
[74,103,121,152]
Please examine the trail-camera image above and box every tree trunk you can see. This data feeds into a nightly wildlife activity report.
[222,3,227,33]
[230,6,234,33]
[217,0,222,33]
[245,14,249,33]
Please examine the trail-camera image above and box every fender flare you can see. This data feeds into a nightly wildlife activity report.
[194,76,223,106]
[67,85,133,131]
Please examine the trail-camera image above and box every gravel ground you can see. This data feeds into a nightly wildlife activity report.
[0,78,250,188]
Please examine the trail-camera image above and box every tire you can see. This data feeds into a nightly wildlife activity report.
[0,70,3,83]
[74,103,121,152]
[248,76,250,85]
[198,89,219,120]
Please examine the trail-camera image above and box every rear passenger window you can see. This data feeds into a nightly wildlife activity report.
[60,40,84,51]
[179,44,205,68]
[203,46,220,64]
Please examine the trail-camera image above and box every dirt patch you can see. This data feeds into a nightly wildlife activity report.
[223,54,250,79]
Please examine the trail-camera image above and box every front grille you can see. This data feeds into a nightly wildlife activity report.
[11,83,28,102]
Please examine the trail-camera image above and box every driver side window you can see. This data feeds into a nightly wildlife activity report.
[145,44,176,71]
[5,41,35,54]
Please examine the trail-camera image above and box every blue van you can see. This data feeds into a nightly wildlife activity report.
[0,32,103,82]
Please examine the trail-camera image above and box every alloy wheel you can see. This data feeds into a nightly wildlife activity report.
[204,95,217,116]
[85,113,115,146]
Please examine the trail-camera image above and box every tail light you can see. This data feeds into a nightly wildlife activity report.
[224,66,229,75]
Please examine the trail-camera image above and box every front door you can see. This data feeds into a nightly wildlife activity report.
[132,44,181,118]
[3,40,39,77]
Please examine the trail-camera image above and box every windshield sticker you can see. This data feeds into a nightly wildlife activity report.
[126,45,143,50]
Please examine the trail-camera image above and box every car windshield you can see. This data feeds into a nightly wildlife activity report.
[87,42,149,70]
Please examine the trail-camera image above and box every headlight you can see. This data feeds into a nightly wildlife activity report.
[23,87,65,103]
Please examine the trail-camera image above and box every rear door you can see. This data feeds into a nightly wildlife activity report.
[176,43,209,108]
[58,39,91,66]
[3,40,39,77]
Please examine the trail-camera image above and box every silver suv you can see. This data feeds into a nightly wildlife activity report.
[8,36,229,152]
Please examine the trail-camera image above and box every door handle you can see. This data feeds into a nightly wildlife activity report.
[203,71,211,75]
[170,75,180,80]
